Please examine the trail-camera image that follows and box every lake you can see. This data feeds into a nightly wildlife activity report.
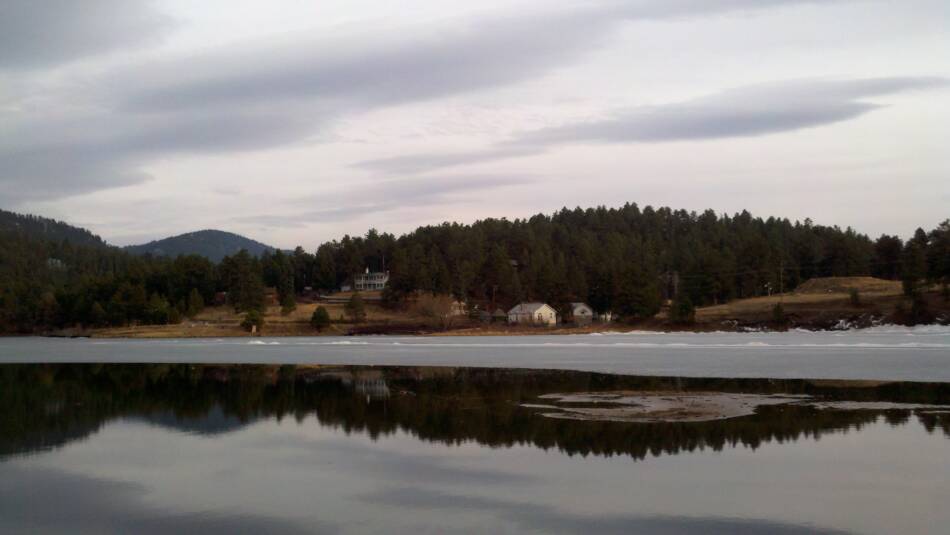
[2,325,949,380]
[2,329,950,533]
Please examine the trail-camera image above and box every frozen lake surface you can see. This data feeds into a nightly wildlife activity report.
[3,325,949,381]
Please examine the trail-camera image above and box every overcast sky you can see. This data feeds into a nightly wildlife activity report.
[2,0,948,247]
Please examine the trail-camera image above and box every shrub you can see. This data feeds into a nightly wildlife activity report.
[241,309,265,333]
[280,294,296,316]
[310,306,331,330]
[772,303,787,326]
[145,293,171,325]
[909,293,933,326]
[89,302,107,327]
[345,293,367,323]
[669,295,695,324]
[849,288,861,307]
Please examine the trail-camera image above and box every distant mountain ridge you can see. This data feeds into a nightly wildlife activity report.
[124,229,276,262]
[0,208,109,248]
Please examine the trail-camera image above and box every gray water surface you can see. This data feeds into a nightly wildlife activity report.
[2,325,949,381]
[2,364,949,534]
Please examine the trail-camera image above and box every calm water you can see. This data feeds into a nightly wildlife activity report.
[2,364,949,534]
[2,325,950,380]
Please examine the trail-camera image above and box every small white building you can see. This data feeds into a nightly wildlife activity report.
[354,268,389,291]
[570,302,594,325]
[507,302,558,326]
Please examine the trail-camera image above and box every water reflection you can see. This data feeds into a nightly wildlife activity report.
[0,464,321,534]
[2,363,948,460]
[3,364,950,534]
[358,487,855,535]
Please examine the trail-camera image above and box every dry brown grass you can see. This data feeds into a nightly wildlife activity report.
[92,300,419,338]
[793,276,901,294]
[696,276,904,322]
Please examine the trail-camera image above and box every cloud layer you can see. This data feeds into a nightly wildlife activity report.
[1,0,858,203]
[236,174,534,228]
[0,0,173,70]
[356,77,947,175]
[513,77,947,145]
[1,0,948,244]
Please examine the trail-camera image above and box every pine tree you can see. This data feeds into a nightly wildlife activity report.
[223,250,264,312]
[615,263,660,320]
[241,309,264,333]
[670,295,695,324]
[89,302,106,327]
[186,288,204,318]
[901,237,927,297]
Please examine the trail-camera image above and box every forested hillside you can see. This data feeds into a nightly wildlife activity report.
[125,229,275,262]
[0,209,107,248]
[299,205,949,317]
[1,203,947,333]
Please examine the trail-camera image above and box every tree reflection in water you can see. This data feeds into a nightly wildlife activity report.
[1,364,948,460]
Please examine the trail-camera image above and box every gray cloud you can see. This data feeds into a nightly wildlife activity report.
[115,1,847,115]
[0,0,173,70]
[1,0,849,203]
[353,77,947,175]
[354,147,543,175]
[117,10,605,114]
[237,174,534,228]
[513,77,947,145]
[0,102,332,201]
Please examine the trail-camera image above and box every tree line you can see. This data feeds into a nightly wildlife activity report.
[294,205,949,316]
[1,205,947,333]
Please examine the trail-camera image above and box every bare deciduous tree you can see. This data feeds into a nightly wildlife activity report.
[414,293,458,330]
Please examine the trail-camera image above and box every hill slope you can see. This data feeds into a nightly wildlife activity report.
[0,208,109,248]
[125,229,275,262]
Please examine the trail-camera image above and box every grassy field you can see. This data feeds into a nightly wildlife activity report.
[92,299,410,338]
[695,277,906,324]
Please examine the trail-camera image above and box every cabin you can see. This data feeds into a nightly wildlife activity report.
[570,302,594,325]
[354,268,389,291]
[507,302,558,326]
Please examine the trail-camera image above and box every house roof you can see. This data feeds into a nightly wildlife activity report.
[508,302,553,315]
[571,302,592,311]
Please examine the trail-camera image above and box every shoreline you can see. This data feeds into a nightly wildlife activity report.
[25,284,950,339]
[33,319,950,340]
